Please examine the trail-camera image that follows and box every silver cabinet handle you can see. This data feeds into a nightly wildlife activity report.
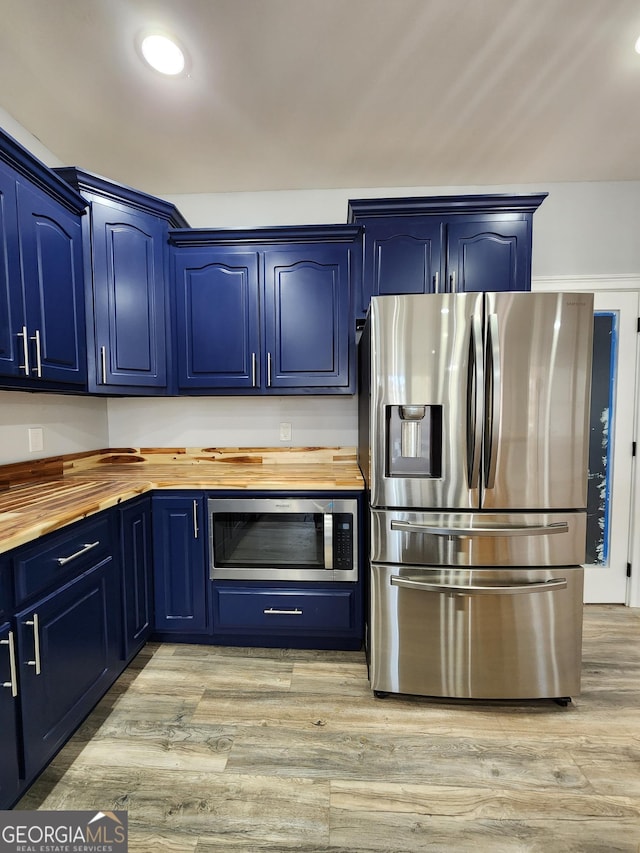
[193,499,199,538]
[56,540,100,566]
[433,271,439,293]
[323,513,334,570]
[100,345,107,384]
[251,352,257,387]
[25,614,41,675]
[31,329,42,377]
[391,576,568,595]
[1,631,18,697]
[18,325,30,375]
[390,520,569,537]
[449,270,456,292]
[267,352,272,387]
[263,608,303,615]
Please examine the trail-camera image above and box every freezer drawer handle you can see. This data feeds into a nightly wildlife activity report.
[390,521,569,537]
[390,576,568,595]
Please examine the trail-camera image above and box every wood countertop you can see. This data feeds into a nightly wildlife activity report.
[0,447,364,554]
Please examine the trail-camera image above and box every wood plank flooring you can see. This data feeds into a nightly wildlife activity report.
[15,605,640,852]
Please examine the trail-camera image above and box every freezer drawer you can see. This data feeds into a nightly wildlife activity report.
[371,510,587,567]
[369,564,583,700]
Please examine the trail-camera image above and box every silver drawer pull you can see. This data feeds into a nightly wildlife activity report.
[263,608,303,615]
[56,540,100,566]
[24,614,41,675]
[391,576,568,595]
[390,521,569,537]
[1,631,18,697]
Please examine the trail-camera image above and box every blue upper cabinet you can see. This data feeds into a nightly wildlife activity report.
[0,128,87,389]
[55,168,188,395]
[348,194,547,319]
[170,225,361,394]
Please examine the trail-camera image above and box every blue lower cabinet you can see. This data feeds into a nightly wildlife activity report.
[120,497,154,660]
[0,621,20,808]
[152,494,209,635]
[212,583,362,650]
[16,557,121,782]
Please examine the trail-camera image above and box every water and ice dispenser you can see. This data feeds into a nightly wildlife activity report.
[386,404,442,477]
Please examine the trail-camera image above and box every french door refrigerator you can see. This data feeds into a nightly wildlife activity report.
[358,291,593,701]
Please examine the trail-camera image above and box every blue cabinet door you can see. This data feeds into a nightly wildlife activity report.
[359,217,443,314]
[174,249,260,390]
[0,622,20,809]
[16,181,86,385]
[446,218,531,293]
[90,200,168,390]
[152,495,209,634]
[0,165,22,378]
[16,558,120,781]
[120,497,153,661]
[263,245,352,390]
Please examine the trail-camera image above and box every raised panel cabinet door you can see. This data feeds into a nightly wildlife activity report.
[16,182,86,385]
[174,250,260,389]
[0,165,23,378]
[152,495,208,633]
[0,622,21,809]
[263,245,352,390]
[120,498,153,660]
[91,201,167,388]
[360,217,443,313]
[446,219,530,293]
[16,558,120,781]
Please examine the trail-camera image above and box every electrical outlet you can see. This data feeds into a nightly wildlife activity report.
[28,427,44,453]
[279,422,292,441]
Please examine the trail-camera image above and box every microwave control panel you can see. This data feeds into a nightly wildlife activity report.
[333,513,354,569]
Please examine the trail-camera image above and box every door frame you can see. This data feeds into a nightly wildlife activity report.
[533,274,640,607]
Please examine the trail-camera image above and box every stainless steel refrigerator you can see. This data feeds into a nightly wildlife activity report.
[358,291,593,701]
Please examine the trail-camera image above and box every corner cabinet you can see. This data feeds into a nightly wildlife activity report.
[348,194,547,319]
[119,496,154,661]
[0,128,87,389]
[169,225,361,394]
[54,168,189,395]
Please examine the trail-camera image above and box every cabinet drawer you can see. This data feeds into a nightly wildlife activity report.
[14,515,113,605]
[213,586,356,634]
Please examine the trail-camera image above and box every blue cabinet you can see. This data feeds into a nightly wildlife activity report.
[16,558,121,781]
[0,128,87,388]
[55,168,188,394]
[152,494,209,635]
[348,194,547,319]
[120,496,154,661]
[0,621,20,809]
[170,225,360,394]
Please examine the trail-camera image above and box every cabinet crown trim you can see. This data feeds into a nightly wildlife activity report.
[54,167,189,227]
[169,224,362,247]
[347,193,548,220]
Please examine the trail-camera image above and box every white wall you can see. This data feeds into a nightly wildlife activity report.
[0,391,108,465]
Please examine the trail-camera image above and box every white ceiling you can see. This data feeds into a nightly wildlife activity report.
[2,0,640,197]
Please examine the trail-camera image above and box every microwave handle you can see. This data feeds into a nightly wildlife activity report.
[323,514,334,569]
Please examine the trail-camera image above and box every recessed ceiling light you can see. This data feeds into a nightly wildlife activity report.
[140,33,186,75]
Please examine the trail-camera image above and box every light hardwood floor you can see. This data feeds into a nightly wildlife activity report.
[15,605,640,852]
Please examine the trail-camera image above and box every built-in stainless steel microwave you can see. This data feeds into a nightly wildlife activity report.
[208,497,358,582]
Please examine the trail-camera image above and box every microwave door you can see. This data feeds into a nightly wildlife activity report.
[480,292,593,511]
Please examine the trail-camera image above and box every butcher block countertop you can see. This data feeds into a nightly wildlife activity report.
[0,447,364,554]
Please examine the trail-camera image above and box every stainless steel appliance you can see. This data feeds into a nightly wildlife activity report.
[359,291,593,701]
[208,497,358,582]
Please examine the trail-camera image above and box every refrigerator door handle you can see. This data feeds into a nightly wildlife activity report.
[467,314,484,489]
[484,312,502,489]
[390,576,568,595]
[390,520,569,537]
